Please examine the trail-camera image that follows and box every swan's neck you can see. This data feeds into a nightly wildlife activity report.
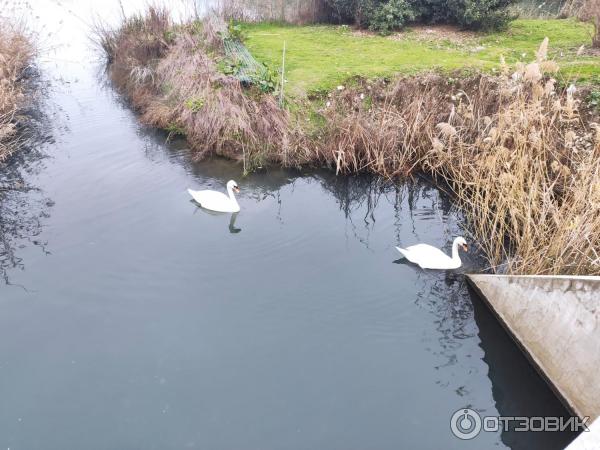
[451,240,462,264]
[227,186,239,208]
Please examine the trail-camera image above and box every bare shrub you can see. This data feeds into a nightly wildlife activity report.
[559,0,584,17]
[560,0,600,47]
[579,0,600,47]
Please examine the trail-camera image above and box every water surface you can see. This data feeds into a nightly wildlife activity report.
[0,2,576,449]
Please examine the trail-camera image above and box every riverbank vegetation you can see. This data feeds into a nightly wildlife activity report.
[98,7,600,276]
[0,17,35,162]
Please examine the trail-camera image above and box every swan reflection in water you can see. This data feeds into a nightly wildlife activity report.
[190,200,242,234]
[228,212,241,233]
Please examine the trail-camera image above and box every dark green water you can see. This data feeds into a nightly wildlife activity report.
[0,1,577,449]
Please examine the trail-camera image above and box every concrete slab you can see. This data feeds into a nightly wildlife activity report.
[467,275,600,422]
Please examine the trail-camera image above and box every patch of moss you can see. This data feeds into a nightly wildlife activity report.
[184,97,205,112]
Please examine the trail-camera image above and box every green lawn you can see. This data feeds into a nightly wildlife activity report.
[242,19,599,96]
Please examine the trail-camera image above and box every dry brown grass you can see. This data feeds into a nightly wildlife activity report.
[0,17,35,162]
[100,9,600,275]
[320,40,600,275]
[98,7,298,172]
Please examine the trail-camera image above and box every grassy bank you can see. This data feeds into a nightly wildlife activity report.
[0,18,35,162]
[243,19,599,95]
[99,9,600,276]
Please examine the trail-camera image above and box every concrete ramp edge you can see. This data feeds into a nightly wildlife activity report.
[467,274,600,422]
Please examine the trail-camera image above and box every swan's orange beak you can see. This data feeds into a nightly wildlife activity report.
[233,186,240,193]
[462,244,469,252]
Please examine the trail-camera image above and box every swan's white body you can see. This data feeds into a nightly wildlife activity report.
[188,180,240,213]
[396,237,468,270]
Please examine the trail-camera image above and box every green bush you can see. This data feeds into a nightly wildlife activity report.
[367,0,417,34]
[443,0,516,29]
[588,91,600,110]
[324,0,516,31]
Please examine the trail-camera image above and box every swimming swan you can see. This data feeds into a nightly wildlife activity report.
[188,180,240,213]
[396,237,468,270]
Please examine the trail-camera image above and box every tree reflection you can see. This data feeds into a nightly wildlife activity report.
[0,76,54,287]
[0,155,52,287]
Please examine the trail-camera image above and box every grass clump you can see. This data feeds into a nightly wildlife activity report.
[587,90,600,109]
[0,17,36,162]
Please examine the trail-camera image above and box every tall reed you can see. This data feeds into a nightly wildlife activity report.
[321,40,600,274]
[0,17,35,162]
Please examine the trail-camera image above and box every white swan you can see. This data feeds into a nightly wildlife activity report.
[396,237,468,270]
[188,180,240,213]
